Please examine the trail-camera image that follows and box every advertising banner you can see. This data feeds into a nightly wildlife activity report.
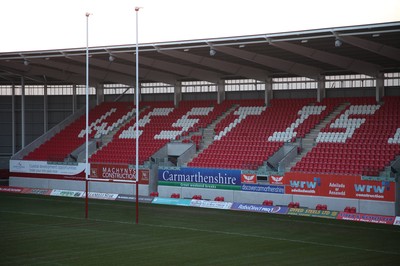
[84,192,118,200]
[241,184,285,194]
[269,175,284,185]
[231,202,288,214]
[0,186,24,194]
[152,197,192,206]
[241,173,257,184]
[116,194,154,203]
[21,188,52,196]
[158,167,241,189]
[90,163,149,184]
[287,208,339,219]
[336,212,396,224]
[394,217,400,226]
[50,189,84,198]
[190,199,233,210]
[284,172,395,202]
[10,160,86,176]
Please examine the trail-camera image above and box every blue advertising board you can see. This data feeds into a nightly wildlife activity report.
[231,202,288,214]
[158,167,241,188]
[241,184,285,194]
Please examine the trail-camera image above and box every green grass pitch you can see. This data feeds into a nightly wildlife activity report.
[0,193,399,265]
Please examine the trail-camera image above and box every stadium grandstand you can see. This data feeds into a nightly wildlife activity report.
[1,21,400,217]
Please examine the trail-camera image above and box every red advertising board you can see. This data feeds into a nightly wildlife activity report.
[90,163,149,184]
[269,175,284,185]
[241,173,257,184]
[0,186,24,194]
[336,212,395,224]
[284,172,395,202]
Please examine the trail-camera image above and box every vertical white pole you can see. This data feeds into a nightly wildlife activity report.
[135,7,141,224]
[85,12,91,219]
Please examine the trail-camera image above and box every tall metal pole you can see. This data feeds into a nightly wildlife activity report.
[135,6,141,225]
[85,12,91,219]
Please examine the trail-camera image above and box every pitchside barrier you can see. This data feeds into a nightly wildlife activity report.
[9,161,397,216]
[1,186,398,226]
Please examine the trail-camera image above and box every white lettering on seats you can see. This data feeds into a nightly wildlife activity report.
[268,105,326,142]
[78,108,118,138]
[388,128,400,144]
[316,105,380,143]
[154,107,214,140]
[214,106,266,141]
[119,108,174,139]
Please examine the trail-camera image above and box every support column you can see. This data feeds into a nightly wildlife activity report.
[376,73,384,103]
[96,83,104,106]
[21,77,25,149]
[217,80,225,104]
[12,84,15,155]
[265,77,272,107]
[72,84,77,113]
[174,81,182,107]
[317,76,326,103]
[43,83,48,133]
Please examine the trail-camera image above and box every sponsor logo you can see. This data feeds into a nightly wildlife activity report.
[289,177,321,194]
[159,168,240,186]
[231,203,288,214]
[141,171,149,182]
[84,192,118,200]
[354,181,390,194]
[30,189,50,195]
[328,182,346,196]
[337,212,395,224]
[241,184,285,194]
[241,173,256,184]
[353,181,390,199]
[190,200,233,210]
[270,175,284,184]
[0,187,23,193]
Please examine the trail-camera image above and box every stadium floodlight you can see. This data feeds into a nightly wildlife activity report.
[335,38,342,47]
[209,48,216,56]
[134,6,142,224]
[85,12,91,219]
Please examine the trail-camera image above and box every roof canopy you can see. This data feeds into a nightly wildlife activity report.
[0,22,399,86]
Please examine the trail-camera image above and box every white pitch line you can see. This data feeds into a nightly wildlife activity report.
[1,210,399,256]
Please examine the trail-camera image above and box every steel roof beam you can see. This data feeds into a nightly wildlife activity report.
[212,45,321,80]
[271,41,381,77]
[157,49,270,81]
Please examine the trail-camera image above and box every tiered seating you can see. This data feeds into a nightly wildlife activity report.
[24,102,133,161]
[188,98,330,170]
[292,97,400,176]
[90,100,229,165]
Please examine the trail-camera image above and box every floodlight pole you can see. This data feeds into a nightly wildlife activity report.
[135,7,141,225]
[85,12,91,220]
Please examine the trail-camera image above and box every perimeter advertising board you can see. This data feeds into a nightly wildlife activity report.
[231,203,288,214]
[10,160,86,176]
[90,163,149,184]
[284,172,395,202]
[158,167,241,190]
[336,212,396,224]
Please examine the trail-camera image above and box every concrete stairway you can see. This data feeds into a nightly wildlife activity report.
[283,102,350,172]
[185,104,238,164]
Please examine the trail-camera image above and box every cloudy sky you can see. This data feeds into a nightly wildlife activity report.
[1,0,399,52]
